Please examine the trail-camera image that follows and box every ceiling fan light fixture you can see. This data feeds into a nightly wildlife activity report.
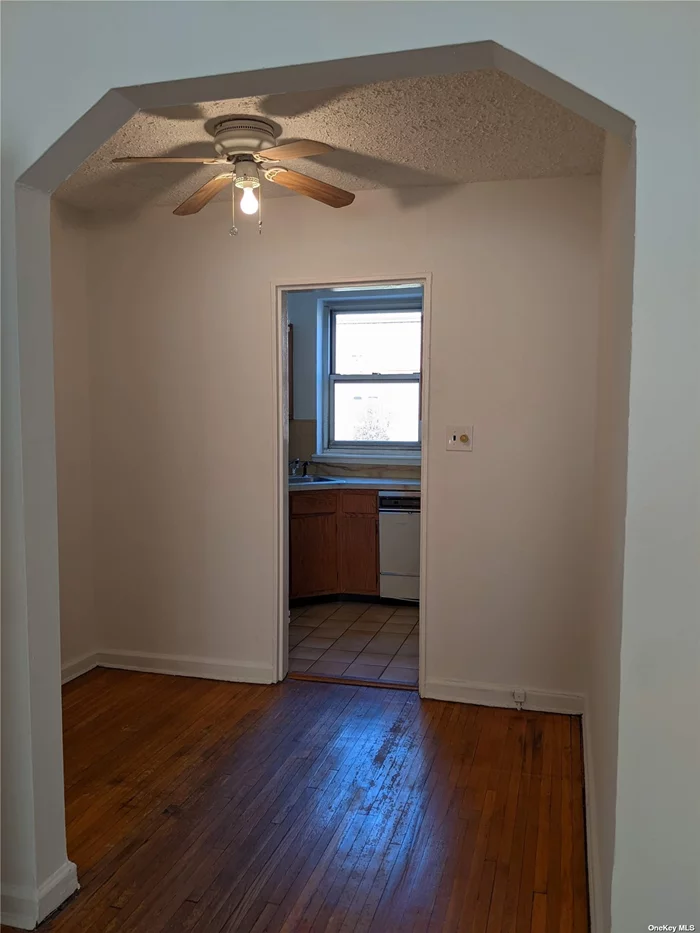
[239,187,259,215]
[234,158,261,215]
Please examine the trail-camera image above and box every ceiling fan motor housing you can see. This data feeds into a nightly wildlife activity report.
[211,117,277,159]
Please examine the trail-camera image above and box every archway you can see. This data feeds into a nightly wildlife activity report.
[5,38,635,931]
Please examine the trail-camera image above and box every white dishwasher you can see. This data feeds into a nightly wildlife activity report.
[378,491,421,601]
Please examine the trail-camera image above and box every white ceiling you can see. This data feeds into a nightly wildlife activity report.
[54,69,604,215]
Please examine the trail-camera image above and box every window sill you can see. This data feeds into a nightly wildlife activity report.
[312,451,422,467]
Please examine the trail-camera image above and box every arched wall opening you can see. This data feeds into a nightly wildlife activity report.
[7,22,682,933]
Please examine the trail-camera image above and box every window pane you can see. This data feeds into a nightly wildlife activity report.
[334,311,421,375]
[333,382,420,443]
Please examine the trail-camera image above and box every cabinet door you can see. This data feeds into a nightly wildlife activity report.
[290,514,338,598]
[338,514,379,596]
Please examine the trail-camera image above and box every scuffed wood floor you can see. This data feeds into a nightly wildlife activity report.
[11,668,588,932]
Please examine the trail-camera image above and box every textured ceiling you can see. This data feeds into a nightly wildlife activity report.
[55,69,604,214]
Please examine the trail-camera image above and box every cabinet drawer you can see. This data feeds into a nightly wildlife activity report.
[339,490,378,516]
[290,491,338,516]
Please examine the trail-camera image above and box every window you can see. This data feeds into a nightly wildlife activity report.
[324,299,422,456]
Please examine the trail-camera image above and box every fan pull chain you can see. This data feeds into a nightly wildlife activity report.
[258,181,263,235]
[229,173,238,237]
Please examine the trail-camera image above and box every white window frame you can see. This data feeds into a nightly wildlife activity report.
[320,297,423,460]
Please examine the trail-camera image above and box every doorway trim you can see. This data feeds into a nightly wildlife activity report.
[271,272,433,692]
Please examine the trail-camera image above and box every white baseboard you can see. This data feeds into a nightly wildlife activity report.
[61,651,99,684]
[582,701,603,933]
[423,677,585,714]
[61,650,274,686]
[96,649,274,685]
[0,886,34,932]
[1,860,78,930]
[38,861,79,925]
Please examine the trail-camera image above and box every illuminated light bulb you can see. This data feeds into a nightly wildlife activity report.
[240,187,259,215]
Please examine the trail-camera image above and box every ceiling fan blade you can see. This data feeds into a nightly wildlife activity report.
[113,156,226,164]
[265,168,354,208]
[173,173,233,216]
[255,140,334,162]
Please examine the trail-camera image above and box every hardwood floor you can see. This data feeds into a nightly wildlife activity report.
[8,669,588,932]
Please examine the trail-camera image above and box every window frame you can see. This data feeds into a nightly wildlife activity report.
[321,297,423,457]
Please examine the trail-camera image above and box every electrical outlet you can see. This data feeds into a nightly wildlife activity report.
[513,689,526,708]
[446,425,473,451]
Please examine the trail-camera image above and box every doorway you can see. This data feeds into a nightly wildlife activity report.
[273,276,432,689]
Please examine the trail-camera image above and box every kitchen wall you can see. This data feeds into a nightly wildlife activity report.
[286,287,322,463]
[53,175,600,699]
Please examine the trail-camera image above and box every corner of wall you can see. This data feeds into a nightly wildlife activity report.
[51,200,99,672]
[1,859,79,930]
[583,128,636,933]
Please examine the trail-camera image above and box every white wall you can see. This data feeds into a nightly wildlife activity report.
[3,5,699,930]
[585,133,635,933]
[51,204,97,672]
[68,177,600,695]
[2,188,77,930]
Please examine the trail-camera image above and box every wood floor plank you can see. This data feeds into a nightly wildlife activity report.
[545,721,564,933]
[1,670,589,933]
[531,893,547,933]
[484,715,527,933]
[515,774,543,933]
[533,774,553,894]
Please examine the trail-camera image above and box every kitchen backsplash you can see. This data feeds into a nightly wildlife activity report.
[289,419,421,480]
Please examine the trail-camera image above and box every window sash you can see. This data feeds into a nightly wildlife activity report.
[323,299,423,453]
[330,305,422,377]
[328,374,421,450]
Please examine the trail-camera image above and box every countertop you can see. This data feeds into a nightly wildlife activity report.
[288,477,420,492]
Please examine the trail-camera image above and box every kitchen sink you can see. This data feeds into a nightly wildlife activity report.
[288,475,335,485]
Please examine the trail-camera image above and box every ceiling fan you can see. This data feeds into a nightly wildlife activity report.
[112,117,355,224]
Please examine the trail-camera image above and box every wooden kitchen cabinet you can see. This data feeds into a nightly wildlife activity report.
[289,488,379,599]
[337,515,378,595]
[289,492,338,598]
[338,491,379,595]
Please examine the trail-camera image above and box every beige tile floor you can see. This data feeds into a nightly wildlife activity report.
[288,600,419,686]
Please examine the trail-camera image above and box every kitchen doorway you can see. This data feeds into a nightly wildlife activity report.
[273,275,432,690]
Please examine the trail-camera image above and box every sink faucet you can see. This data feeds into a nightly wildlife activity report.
[288,458,301,477]
[302,461,310,477]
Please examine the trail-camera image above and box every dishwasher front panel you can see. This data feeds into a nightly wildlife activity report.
[379,510,420,575]
[380,570,420,601]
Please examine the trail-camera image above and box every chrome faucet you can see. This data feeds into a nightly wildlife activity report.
[288,458,301,477]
